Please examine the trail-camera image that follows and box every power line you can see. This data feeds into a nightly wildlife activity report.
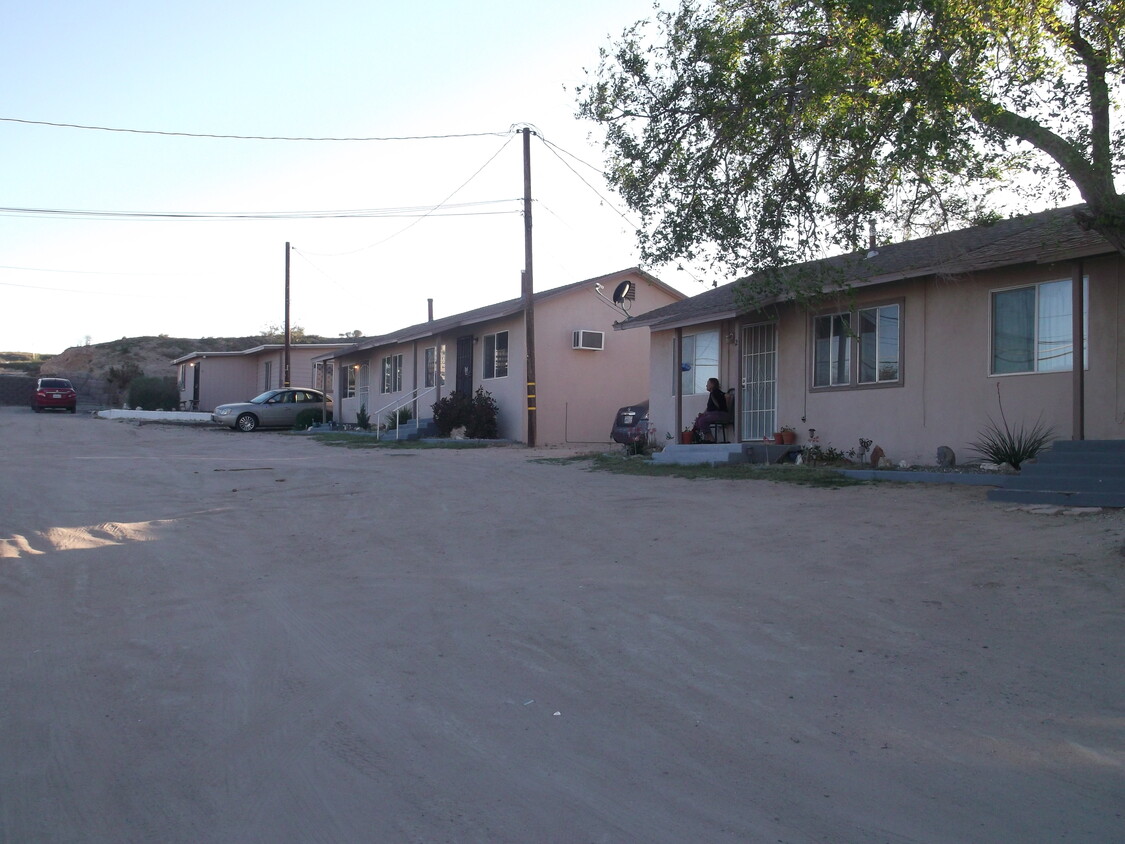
[0,116,511,142]
[0,200,521,222]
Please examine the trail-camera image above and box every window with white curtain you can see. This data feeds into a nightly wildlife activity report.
[381,354,403,393]
[678,330,720,395]
[991,279,1087,374]
[483,332,508,379]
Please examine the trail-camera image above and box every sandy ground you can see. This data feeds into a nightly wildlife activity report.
[1,405,1122,843]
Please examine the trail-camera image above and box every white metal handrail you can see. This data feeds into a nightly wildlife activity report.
[371,385,438,440]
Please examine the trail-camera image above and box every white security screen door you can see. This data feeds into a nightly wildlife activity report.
[740,323,777,441]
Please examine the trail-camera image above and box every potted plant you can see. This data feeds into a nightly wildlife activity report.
[680,427,695,444]
[779,425,797,445]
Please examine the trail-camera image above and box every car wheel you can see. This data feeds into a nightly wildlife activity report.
[236,413,259,432]
[69,406,77,413]
[32,405,41,413]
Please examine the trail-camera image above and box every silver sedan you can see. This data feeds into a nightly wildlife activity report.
[211,388,332,432]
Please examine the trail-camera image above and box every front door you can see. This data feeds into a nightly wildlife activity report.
[456,335,473,395]
[192,363,201,408]
[740,322,777,440]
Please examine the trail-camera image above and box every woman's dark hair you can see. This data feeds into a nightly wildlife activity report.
[706,377,721,392]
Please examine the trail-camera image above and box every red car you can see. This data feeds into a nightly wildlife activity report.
[31,377,77,413]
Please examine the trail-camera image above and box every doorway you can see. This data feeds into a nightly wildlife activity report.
[456,336,473,396]
[740,323,777,440]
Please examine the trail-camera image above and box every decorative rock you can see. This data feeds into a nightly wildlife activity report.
[869,445,885,468]
[451,425,467,440]
[998,462,1018,474]
[936,446,956,467]
[878,456,894,469]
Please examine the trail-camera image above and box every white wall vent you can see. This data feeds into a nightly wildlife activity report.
[572,330,605,350]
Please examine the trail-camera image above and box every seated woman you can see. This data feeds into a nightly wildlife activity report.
[692,378,730,441]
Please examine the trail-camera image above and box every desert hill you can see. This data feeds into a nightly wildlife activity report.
[0,333,339,406]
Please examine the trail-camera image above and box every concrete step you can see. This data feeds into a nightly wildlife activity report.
[1049,438,1125,452]
[1020,463,1125,479]
[997,475,1125,493]
[653,444,747,465]
[1036,452,1125,468]
[987,488,1125,508]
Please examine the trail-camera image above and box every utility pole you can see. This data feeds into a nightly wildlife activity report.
[1072,259,1084,439]
[522,127,537,447]
[284,242,291,388]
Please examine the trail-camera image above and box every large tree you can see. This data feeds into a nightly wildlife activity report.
[578,0,1124,286]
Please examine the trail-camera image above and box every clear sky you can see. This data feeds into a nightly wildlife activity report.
[1,0,705,353]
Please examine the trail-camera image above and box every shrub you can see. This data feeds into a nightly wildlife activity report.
[385,404,413,430]
[355,403,370,430]
[294,407,332,430]
[466,387,500,439]
[969,416,1055,470]
[968,386,1055,469]
[431,391,472,436]
[127,376,178,410]
[431,388,499,438]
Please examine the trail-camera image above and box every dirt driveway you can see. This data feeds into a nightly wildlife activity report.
[1,406,1122,843]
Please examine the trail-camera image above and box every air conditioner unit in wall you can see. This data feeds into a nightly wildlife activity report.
[572,330,605,350]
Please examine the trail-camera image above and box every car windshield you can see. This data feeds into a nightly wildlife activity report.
[248,391,284,404]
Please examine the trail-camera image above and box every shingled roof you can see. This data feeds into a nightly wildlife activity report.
[328,268,679,356]
[621,205,1114,331]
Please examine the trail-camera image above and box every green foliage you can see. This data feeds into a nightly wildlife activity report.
[577,0,1125,285]
[385,404,414,430]
[126,376,178,411]
[432,391,472,436]
[431,388,500,439]
[106,362,143,390]
[968,384,1056,469]
[969,416,1055,470]
[294,407,331,430]
[355,403,371,431]
[586,453,867,487]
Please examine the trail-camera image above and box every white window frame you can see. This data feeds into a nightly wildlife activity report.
[425,345,447,387]
[677,329,720,395]
[990,278,1088,375]
[344,365,358,399]
[381,354,403,394]
[483,331,509,379]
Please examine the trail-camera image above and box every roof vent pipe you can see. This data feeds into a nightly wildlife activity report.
[868,219,877,250]
[427,298,434,322]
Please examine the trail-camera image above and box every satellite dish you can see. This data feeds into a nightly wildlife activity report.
[611,280,634,305]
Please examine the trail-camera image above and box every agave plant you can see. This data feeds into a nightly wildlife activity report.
[968,386,1055,470]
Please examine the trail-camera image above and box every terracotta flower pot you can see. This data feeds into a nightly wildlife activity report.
[772,433,784,445]
[781,430,797,445]
[681,430,695,444]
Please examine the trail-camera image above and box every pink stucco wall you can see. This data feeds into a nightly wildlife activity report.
[647,253,1123,464]
[331,270,684,444]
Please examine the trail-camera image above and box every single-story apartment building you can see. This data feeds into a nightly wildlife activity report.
[321,268,685,444]
[621,205,1122,465]
[172,343,352,412]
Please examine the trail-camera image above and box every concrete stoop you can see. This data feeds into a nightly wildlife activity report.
[987,439,1125,508]
[653,443,800,466]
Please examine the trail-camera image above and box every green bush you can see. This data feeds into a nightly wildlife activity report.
[431,388,499,438]
[431,391,473,436]
[294,407,332,430]
[355,403,370,430]
[385,404,414,430]
[968,386,1055,470]
[127,376,179,410]
[969,416,1054,469]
